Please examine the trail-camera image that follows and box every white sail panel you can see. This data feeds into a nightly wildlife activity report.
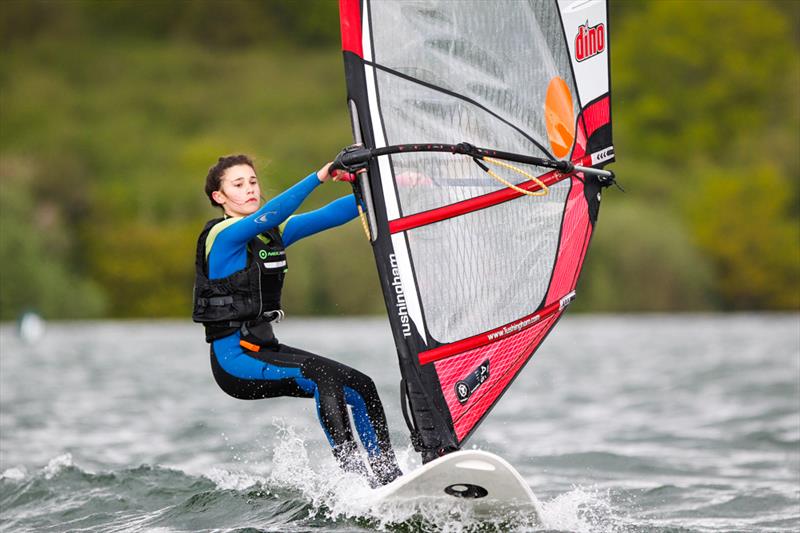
[558,0,611,106]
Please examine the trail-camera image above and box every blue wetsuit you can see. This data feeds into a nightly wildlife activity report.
[204,172,401,485]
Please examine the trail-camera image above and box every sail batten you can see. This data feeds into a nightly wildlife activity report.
[387,149,613,234]
[419,290,576,366]
[339,0,614,459]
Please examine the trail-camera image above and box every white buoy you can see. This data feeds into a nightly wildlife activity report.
[18,311,46,343]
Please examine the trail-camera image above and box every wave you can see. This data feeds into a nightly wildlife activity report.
[0,429,629,533]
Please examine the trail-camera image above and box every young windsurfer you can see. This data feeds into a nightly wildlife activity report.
[193,154,402,486]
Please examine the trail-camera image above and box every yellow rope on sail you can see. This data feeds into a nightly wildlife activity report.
[481,156,549,196]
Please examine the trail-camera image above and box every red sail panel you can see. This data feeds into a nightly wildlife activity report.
[433,313,561,441]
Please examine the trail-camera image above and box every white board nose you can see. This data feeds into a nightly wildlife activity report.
[454,459,497,472]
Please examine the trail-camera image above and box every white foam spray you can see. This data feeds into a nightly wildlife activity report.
[538,486,631,533]
[43,453,74,479]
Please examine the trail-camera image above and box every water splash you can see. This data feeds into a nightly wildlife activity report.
[268,419,375,510]
[539,486,630,533]
[260,419,543,531]
[0,466,27,481]
[42,453,73,479]
[204,466,263,491]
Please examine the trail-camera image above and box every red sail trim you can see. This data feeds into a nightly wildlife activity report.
[339,0,363,57]
[544,177,591,306]
[389,155,593,234]
[581,96,610,140]
[418,291,575,366]
[543,96,610,307]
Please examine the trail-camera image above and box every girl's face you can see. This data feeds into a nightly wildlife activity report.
[211,164,261,217]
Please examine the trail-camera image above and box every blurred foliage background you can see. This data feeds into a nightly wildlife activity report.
[0,0,797,320]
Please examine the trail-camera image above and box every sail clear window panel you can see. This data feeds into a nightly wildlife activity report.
[368,0,576,128]
[367,0,579,216]
[374,70,568,216]
[405,179,569,344]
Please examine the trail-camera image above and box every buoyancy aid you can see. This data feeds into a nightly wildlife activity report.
[192,218,287,342]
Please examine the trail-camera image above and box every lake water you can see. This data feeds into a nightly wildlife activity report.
[1,315,798,532]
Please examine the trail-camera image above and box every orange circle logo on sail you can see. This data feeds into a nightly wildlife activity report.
[544,77,575,159]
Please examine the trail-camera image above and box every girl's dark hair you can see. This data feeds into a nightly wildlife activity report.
[205,154,255,207]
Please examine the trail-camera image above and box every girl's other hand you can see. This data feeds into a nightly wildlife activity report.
[317,162,333,182]
[318,161,357,183]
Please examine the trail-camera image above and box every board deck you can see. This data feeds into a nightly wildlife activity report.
[371,450,541,516]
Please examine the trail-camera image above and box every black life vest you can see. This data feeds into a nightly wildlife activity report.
[192,217,288,342]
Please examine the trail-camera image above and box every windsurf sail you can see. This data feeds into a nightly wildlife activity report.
[338,0,615,461]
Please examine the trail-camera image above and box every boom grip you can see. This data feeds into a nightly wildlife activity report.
[331,145,372,174]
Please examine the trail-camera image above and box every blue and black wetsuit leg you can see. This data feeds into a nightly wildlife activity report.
[210,336,402,486]
[261,343,403,485]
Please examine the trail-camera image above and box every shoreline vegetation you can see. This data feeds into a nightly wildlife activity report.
[3,309,798,325]
[0,0,798,319]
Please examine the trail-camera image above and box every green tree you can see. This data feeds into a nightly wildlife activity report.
[0,158,106,319]
[614,0,798,169]
[577,198,714,311]
[609,0,800,310]
[686,166,800,309]
[2,0,798,318]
